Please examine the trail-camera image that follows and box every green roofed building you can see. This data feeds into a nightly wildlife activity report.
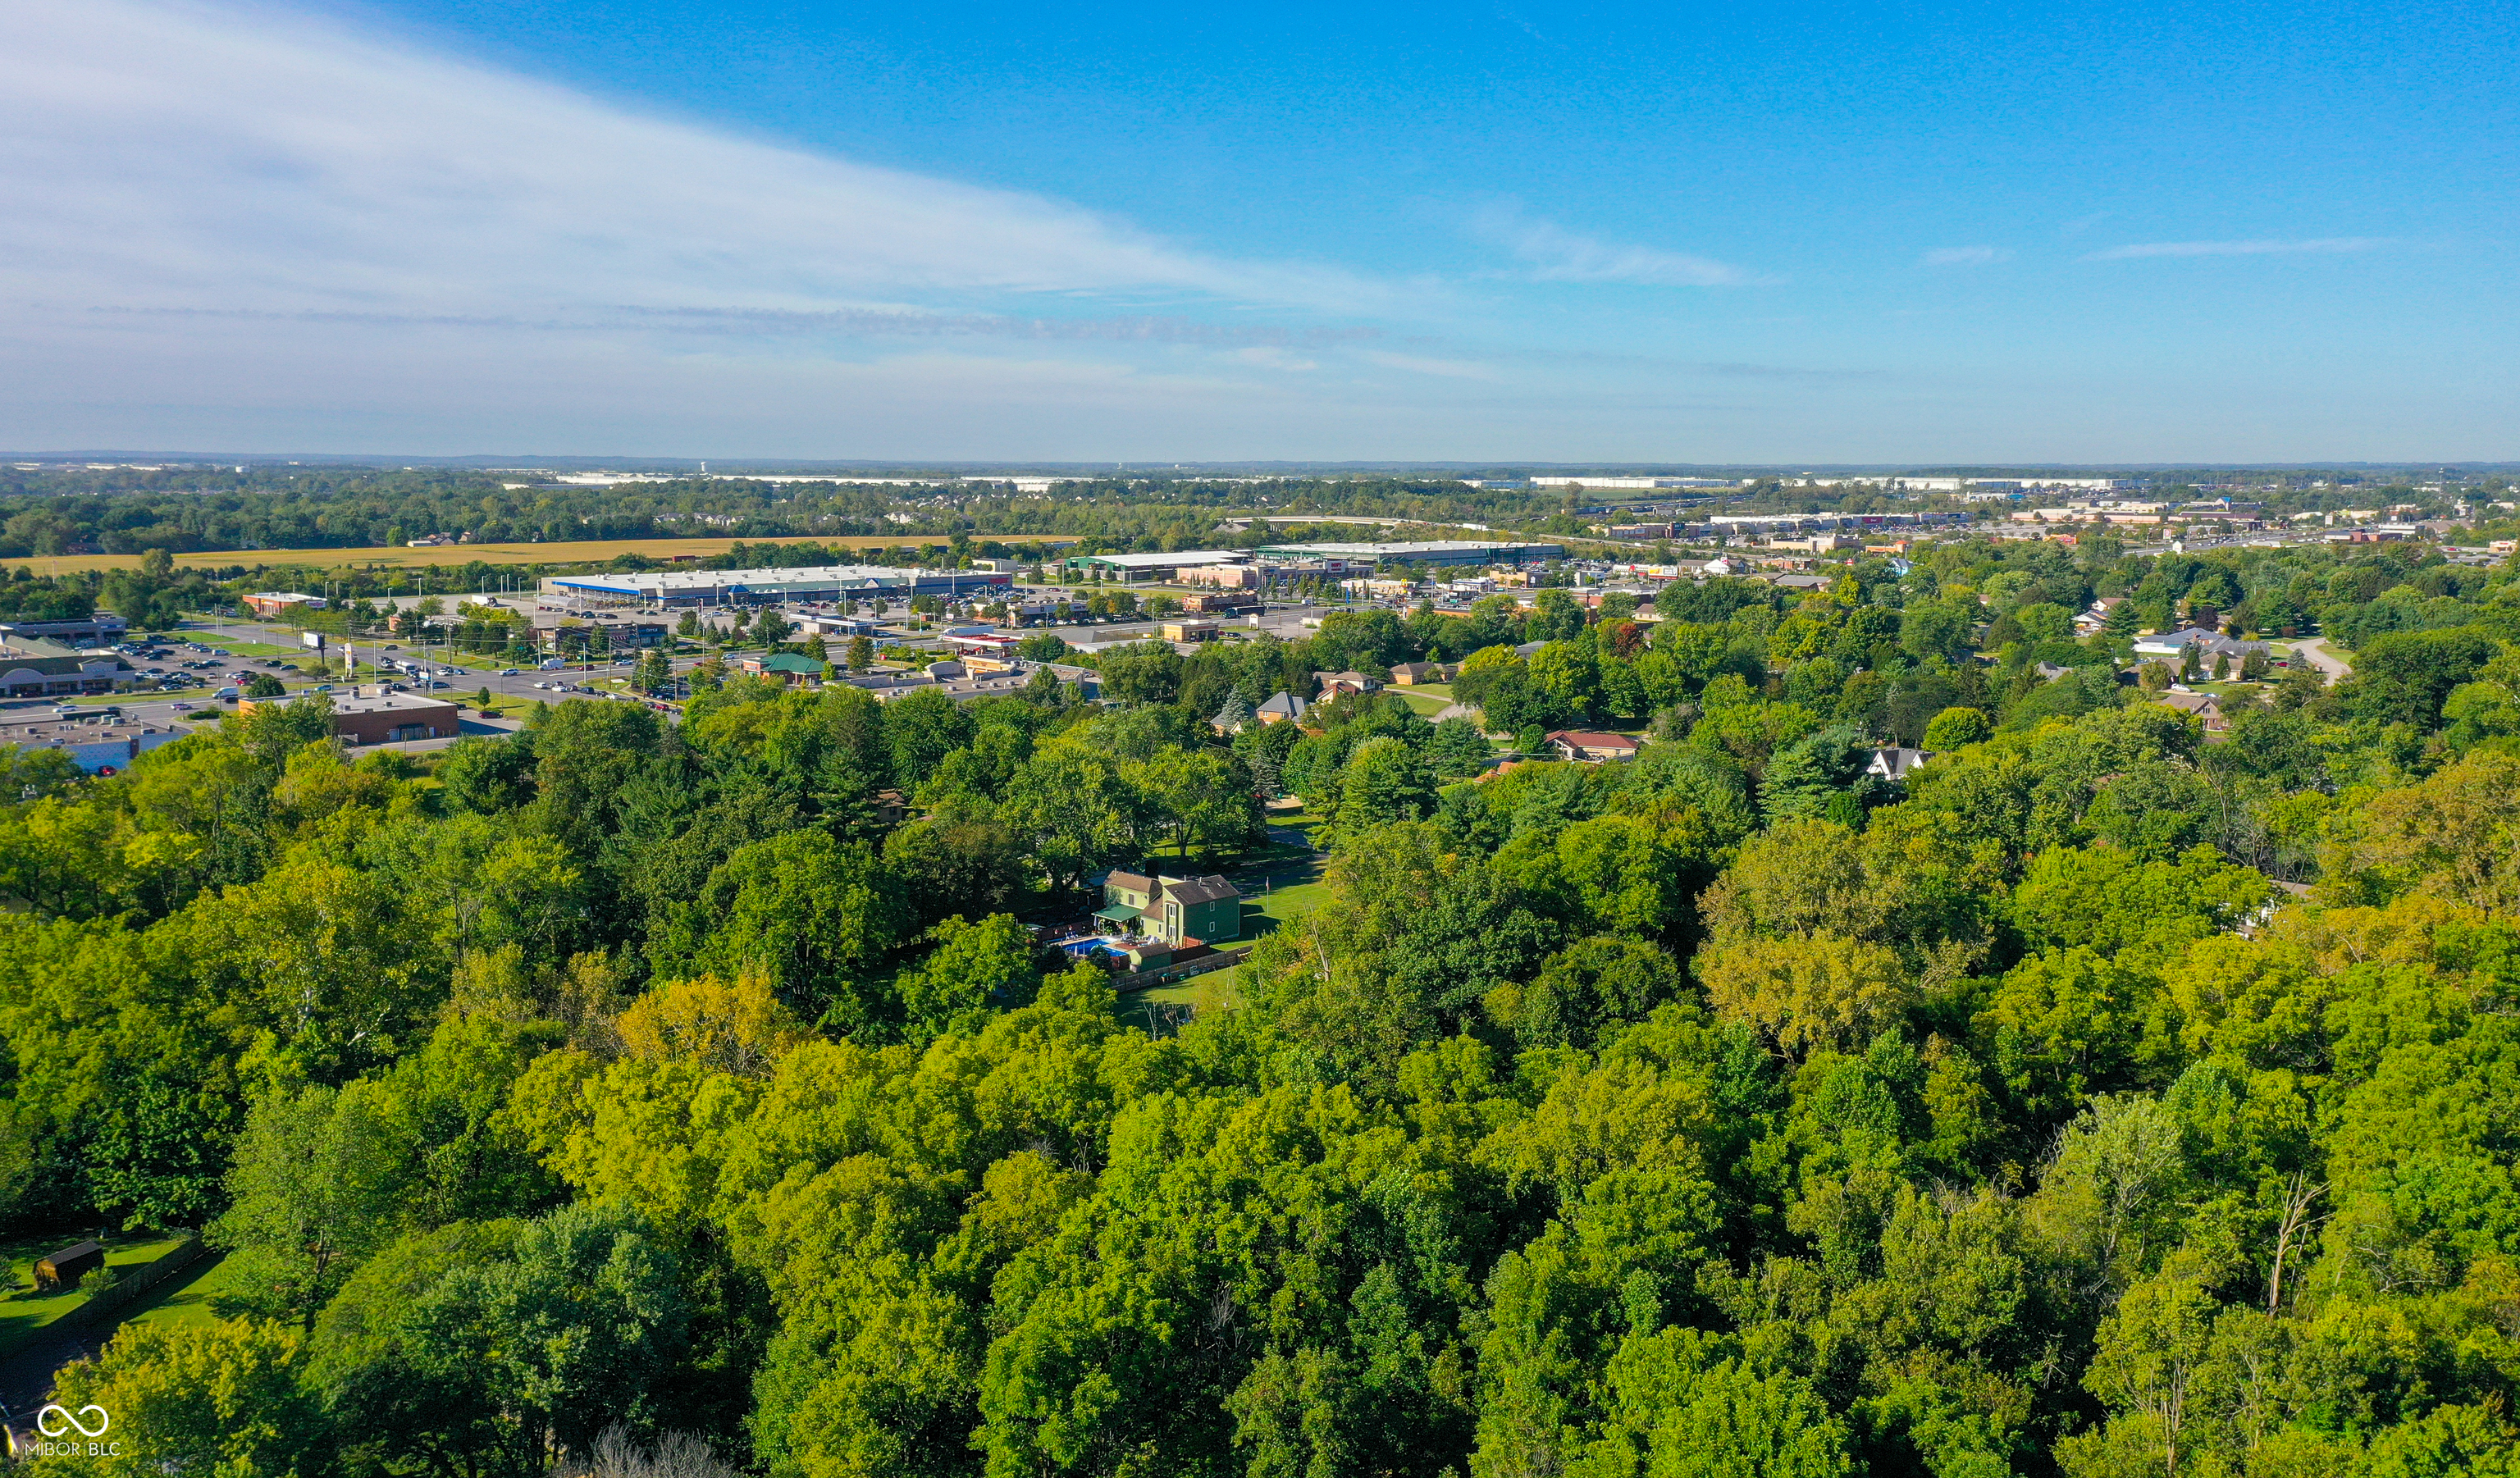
[739,652,830,684]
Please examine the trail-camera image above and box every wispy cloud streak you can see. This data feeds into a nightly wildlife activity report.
[2083,237,2394,261]
[89,303,1385,347]
[1474,203,1760,286]
[0,0,1390,318]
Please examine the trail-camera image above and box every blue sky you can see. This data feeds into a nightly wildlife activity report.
[0,0,2512,460]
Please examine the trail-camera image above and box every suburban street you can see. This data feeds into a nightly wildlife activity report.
[2289,636,2354,682]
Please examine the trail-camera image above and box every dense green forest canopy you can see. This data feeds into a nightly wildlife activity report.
[9,535,2520,1477]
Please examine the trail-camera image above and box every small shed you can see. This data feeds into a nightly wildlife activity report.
[34,1239,104,1292]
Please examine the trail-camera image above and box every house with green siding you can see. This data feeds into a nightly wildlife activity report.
[1096,871,1243,946]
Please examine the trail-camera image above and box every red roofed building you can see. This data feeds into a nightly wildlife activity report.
[1544,730,1641,763]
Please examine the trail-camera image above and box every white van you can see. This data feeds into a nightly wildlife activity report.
[539,658,567,669]
[213,687,240,701]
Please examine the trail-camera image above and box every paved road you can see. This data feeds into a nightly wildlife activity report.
[2290,636,2353,682]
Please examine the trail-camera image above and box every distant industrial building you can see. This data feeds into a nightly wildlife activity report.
[538,565,1013,609]
[1531,476,1740,489]
[0,653,135,697]
[1061,550,1250,581]
[0,714,190,773]
[1253,540,1564,568]
[0,614,128,652]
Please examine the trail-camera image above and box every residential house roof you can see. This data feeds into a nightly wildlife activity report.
[1157,874,1242,906]
[1106,870,1157,895]
[1210,692,1255,732]
[1867,746,1934,781]
[1257,691,1309,720]
[2149,691,2230,728]
[2133,627,2267,659]
[1544,729,1641,758]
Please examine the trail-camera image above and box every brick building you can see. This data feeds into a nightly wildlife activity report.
[239,690,462,745]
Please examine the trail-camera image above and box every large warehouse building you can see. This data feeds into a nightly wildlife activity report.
[1253,540,1564,568]
[539,565,1014,609]
[1060,550,1250,582]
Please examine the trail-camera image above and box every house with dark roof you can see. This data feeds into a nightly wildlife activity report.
[1255,691,1309,725]
[1096,871,1244,946]
[1210,691,1256,735]
[1867,746,1934,781]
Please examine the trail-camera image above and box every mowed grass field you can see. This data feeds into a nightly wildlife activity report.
[24,533,1048,575]
[0,1234,193,1358]
[121,1252,246,1334]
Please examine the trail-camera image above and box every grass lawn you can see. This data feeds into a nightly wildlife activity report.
[463,694,541,721]
[0,1235,191,1359]
[1119,969,1243,1036]
[121,1253,244,1334]
[1390,687,1452,718]
[1239,878,1332,935]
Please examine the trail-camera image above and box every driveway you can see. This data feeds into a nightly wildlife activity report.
[2290,637,2353,682]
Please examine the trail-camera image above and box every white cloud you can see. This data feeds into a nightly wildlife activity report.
[2082,237,2394,262]
[1234,346,1319,372]
[1920,246,2010,267]
[1358,351,1504,381]
[0,0,1388,323]
[1474,203,1756,287]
